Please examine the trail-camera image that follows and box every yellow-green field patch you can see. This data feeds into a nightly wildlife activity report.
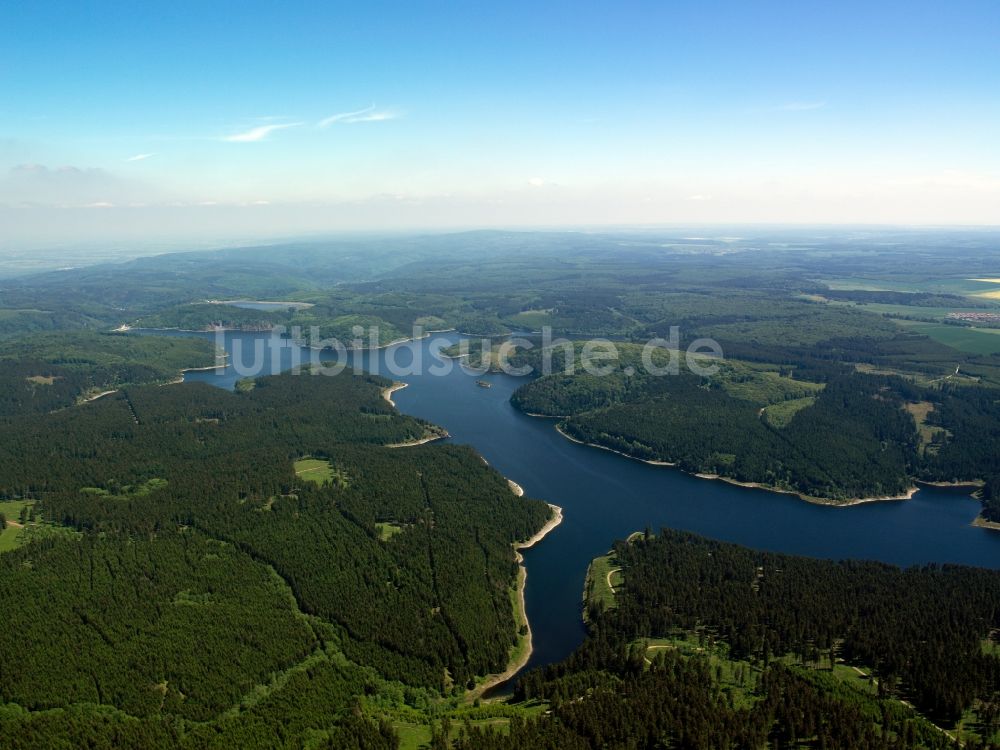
[584,550,621,618]
[895,320,1000,354]
[905,401,949,455]
[716,362,824,406]
[375,522,404,541]
[25,375,59,385]
[79,478,168,499]
[508,309,554,329]
[293,458,348,487]
[0,500,79,553]
[762,396,817,428]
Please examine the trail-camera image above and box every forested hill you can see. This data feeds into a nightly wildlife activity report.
[0,332,218,417]
[478,530,1000,749]
[0,367,552,747]
[511,341,1000,509]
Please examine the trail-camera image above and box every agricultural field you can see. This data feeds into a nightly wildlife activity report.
[895,320,1000,355]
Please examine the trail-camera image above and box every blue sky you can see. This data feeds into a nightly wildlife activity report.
[1,0,998,243]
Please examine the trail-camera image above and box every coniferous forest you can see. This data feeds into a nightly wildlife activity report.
[1,231,1000,747]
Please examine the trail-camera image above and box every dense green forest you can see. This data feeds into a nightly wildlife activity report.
[485,529,1000,749]
[3,230,1000,746]
[0,361,552,746]
[0,332,218,418]
[508,324,1000,509]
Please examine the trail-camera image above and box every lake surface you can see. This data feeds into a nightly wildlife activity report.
[212,300,313,312]
[146,329,1000,678]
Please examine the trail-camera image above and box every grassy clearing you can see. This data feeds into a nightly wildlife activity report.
[633,633,759,709]
[25,374,59,385]
[762,396,817,428]
[507,309,554,330]
[392,701,549,749]
[414,315,449,329]
[375,522,404,541]
[717,364,824,406]
[235,377,256,392]
[584,550,621,617]
[508,568,530,663]
[1,500,35,551]
[293,457,349,488]
[827,663,880,696]
[905,401,950,455]
[0,500,79,553]
[0,519,25,553]
[79,477,168,499]
[394,721,432,749]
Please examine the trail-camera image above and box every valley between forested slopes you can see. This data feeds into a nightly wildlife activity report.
[10,230,998,518]
[507,341,1000,509]
[3,230,1000,747]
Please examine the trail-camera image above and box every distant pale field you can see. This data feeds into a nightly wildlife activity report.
[829,301,1000,321]
[967,278,1000,300]
[823,277,1000,296]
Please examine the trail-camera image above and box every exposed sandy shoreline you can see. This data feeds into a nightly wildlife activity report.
[554,423,676,466]
[384,430,449,448]
[915,479,984,489]
[550,421,923,507]
[467,503,563,702]
[382,382,408,407]
[507,479,525,497]
[973,516,1000,532]
[180,361,228,373]
[694,472,919,507]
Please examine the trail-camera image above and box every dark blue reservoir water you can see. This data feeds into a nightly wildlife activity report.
[143,329,1000,676]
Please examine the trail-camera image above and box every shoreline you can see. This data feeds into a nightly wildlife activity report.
[382,381,408,407]
[467,503,563,703]
[384,429,449,448]
[915,479,984,489]
[554,423,677,466]
[550,421,924,507]
[973,516,1000,532]
[303,327,456,353]
[205,299,315,309]
[180,362,228,373]
[695,472,919,507]
[507,479,525,497]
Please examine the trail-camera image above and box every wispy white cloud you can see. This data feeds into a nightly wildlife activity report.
[318,105,399,128]
[223,122,302,142]
[126,153,155,162]
[775,101,827,111]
